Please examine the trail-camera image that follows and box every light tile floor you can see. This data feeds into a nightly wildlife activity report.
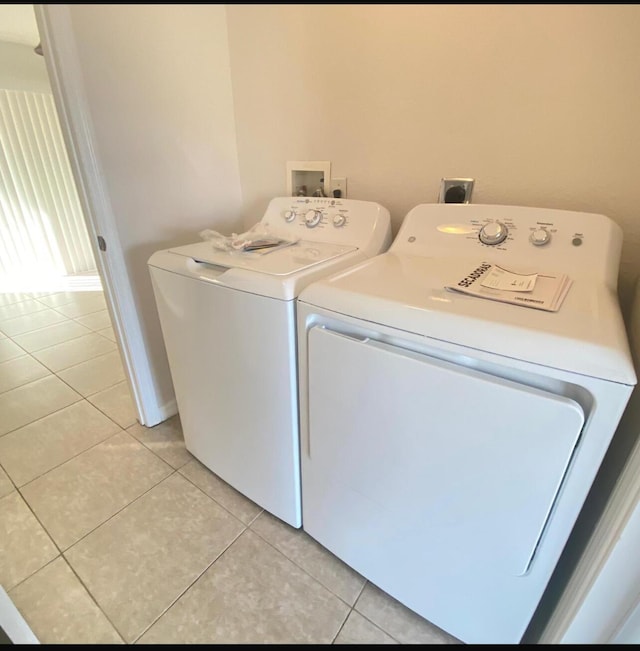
[0,290,462,644]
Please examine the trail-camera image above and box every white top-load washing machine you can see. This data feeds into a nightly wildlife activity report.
[296,203,636,644]
[147,197,391,528]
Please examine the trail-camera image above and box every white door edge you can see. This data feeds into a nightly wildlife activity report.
[34,4,165,426]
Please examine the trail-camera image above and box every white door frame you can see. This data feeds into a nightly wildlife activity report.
[34,4,167,427]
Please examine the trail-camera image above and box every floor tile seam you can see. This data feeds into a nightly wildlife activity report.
[0,363,53,396]
[48,304,108,321]
[0,311,72,338]
[0,390,84,439]
[0,296,38,309]
[69,310,110,330]
[6,336,48,360]
[128,525,248,645]
[9,327,94,353]
[347,600,405,645]
[28,345,117,376]
[87,394,137,432]
[6,415,126,490]
[0,458,19,495]
[28,330,116,363]
[53,348,123,377]
[93,330,116,343]
[10,483,65,559]
[128,430,193,474]
[0,348,36,366]
[57,464,179,555]
[36,350,124,402]
[85,402,138,432]
[0,303,50,322]
[174,464,256,530]
[245,521,359,612]
[330,604,355,644]
[57,554,126,644]
[6,553,64,598]
[33,294,78,309]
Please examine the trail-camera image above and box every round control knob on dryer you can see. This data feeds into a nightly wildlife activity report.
[530,228,551,246]
[304,209,322,228]
[332,213,346,228]
[283,210,297,222]
[479,221,508,245]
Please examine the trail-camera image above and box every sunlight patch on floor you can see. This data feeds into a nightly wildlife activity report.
[0,273,102,294]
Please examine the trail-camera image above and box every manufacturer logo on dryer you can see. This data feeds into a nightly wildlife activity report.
[457,262,491,288]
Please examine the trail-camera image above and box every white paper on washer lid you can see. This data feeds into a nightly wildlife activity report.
[480,265,538,292]
[445,261,572,312]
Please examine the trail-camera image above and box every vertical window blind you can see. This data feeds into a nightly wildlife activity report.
[0,89,96,291]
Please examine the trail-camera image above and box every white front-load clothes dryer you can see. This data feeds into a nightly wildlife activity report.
[296,203,636,644]
[148,197,391,528]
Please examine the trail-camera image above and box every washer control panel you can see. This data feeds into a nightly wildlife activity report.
[259,197,391,250]
[391,203,621,282]
[278,198,351,231]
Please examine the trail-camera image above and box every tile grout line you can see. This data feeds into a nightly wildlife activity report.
[0,358,52,397]
[244,519,363,616]
[175,461,261,529]
[7,419,125,492]
[8,327,96,355]
[129,523,249,644]
[2,295,110,351]
[54,555,126,644]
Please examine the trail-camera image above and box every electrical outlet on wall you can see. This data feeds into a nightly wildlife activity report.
[330,177,347,199]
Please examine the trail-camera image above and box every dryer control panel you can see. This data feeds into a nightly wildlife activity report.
[391,203,622,286]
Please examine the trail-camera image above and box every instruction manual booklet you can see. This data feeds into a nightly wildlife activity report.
[445,262,572,312]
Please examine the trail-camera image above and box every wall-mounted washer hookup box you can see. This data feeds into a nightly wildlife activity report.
[287,160,331,197]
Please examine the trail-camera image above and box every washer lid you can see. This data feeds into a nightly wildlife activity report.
[298,252,636,385]
[168,240,357,276]
[148,239,363,301]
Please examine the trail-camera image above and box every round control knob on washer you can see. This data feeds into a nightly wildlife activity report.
[304,209,322,228]
[332,213,346,228]
[283,210,297,222]
[530,228,551,246]
[479,221,509,245]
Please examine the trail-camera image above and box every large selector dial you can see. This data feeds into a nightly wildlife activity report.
[530,228,551,246]
[304,209,322,228]
[479,221,508,245]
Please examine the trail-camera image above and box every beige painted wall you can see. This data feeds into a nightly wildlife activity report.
[226,4,640,315]
[57,4,243,416]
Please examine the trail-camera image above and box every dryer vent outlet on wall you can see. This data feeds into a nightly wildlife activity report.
[439,178,474,203]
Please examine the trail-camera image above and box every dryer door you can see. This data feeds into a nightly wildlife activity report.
[302,326,585,642]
